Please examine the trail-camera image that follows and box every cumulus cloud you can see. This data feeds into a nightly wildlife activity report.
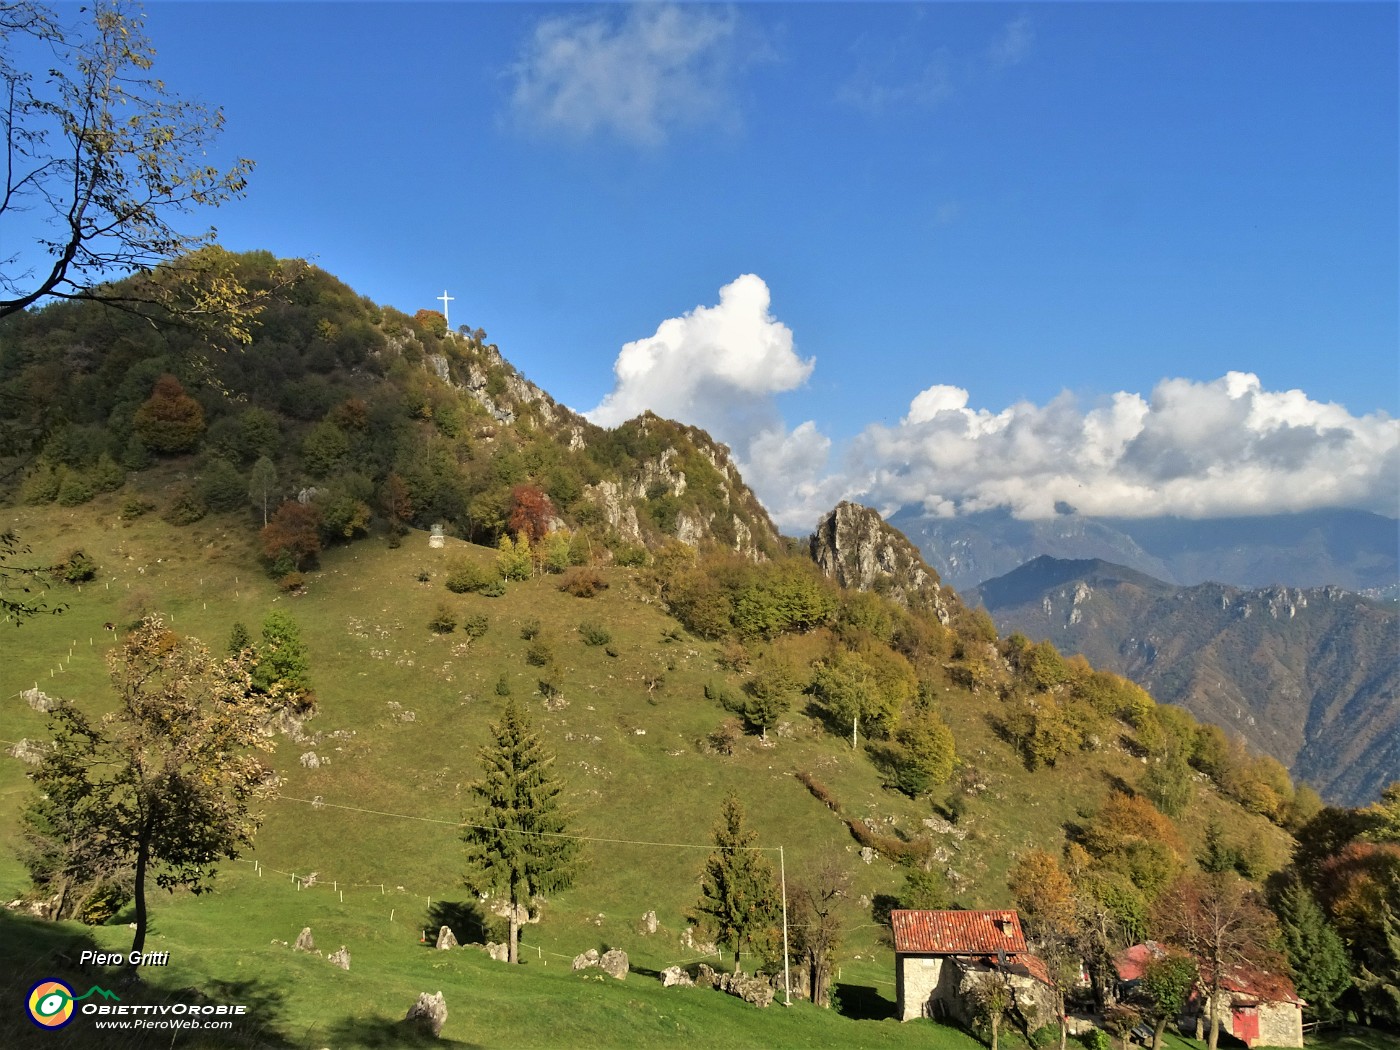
[850,372,1399,522]
[586,274,814,436]
[584,276,1396,533]
[508,4,743,145]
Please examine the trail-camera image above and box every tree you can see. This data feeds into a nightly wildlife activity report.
[790,852,850,1007]
[461,699,578,965]
[1010,849,1081,1050]
[508,484,555,545]
[693,793,780,972]
[1151,871,1284,1050]
[1136,953,1198,1050]
[1,1,255,328]
[260,500,322,573]
[736,652,796,741]
[0,527,59,623]
[1271,874,1351,1020]
[250,610,312,709]
[248,456,278,526]
[26,616,275,956]
[968,969,1014,1050]
[132,374,205,454]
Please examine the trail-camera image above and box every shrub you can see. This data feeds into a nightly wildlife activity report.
[428,604,457,634]
[525,640,553,667]
[613,544,649,568]
[494,673,511,697]
[520,617,541,640]
[56,471,95,507]
[462,613,488,639]
[1030,1024,1060,1049]
[480,578,506,598]
[560,568,607,598]
[706,718,743,756]
[578,621,610,647]
[445,560,493,594]
[56,549,98,584]
[121,495,154,519]
[277,571,306,594]
[162,485,207,525]
[1078,1029,1112,1050]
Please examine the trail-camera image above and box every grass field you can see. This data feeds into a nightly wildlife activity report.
[0,491,1305,1048]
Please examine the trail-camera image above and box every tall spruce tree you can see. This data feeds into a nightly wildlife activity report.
[462,699,578,964]
[693,793,780,972]
[1272,874,1352,1020]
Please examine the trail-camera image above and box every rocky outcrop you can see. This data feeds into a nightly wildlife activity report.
[809,501,953,622]
[435,925,458,950]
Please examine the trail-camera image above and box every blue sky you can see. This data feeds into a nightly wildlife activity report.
[26,3,1400,528]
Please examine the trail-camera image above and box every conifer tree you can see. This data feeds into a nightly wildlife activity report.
[462,699,578,964]
[1272,874,1351,1020]
[693,793,780,972]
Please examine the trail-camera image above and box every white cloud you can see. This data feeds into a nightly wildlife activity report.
[584,276,1397,534]
[851,373,1400,522]
[508,4,742,145]
[585,274,813,437]
[986,16,1034,69]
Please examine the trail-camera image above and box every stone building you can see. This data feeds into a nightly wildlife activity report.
[892,909,1056,1032]
[1115,942,1304,1049]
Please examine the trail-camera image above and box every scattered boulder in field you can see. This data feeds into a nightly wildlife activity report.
[294,927,315,952]
[661,966,694,988]
[483,941,509,962]
[640,910,659,934]
[404,991,448,1037]
[599,949,629,980]
[572,948,600,971]
[435,926,458,950]
[327,946,350,970]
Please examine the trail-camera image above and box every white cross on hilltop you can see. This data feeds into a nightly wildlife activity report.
[437,290,454,333]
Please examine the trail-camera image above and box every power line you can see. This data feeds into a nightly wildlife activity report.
[274,793,779,853]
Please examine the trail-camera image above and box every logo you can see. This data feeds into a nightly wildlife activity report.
[26,980,120,1030]
[27,980,75,1030]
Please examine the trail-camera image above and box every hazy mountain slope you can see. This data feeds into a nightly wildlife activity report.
[970,557,1400,804]
[889,507,1399,596]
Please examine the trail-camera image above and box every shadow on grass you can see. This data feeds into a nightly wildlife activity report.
[0,907,298,1048]
[319,1015,484,1048]
[831,982,896,1021]
[425,900,499,946]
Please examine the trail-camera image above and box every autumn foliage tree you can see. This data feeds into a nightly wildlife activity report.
[1151,871,1284,1050]
[132,375,205,453]
[26,617,276,957]
[507,484,555,544]
[260,500,322,573]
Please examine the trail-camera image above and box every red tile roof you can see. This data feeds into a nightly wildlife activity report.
[891,909,1027,955]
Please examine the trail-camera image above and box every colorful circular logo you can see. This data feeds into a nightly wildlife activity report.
[27,979,76,1029]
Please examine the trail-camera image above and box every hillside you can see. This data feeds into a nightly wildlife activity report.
[890,505,1400,597]
[0,258,1321,1046]
[970,556,1400,805]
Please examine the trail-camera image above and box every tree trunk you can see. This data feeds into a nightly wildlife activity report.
[991,1014,1000,1050]
[130,827,150,957]
[508,906,520,964]
[1153,1017,1168,1050]
[1208,1010,1220,1050]
[733,946,741,974]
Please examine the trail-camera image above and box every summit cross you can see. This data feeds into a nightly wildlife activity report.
[438,290,454,332]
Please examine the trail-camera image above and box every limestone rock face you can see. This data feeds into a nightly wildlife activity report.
[809,501,953,623]
[404,991,448,1037]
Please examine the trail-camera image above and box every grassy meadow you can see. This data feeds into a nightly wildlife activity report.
[0,488,1306,1047]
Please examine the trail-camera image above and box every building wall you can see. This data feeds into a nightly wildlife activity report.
[897,955,949,1021]
[1256,1002,1303,1048]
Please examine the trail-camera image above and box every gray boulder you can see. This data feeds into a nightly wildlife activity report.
[661,966,694,988]
[599,948,629,980]
[572,948,600,971]
[435,926,458,950]
[294,927,315,952]
[327,946,350,970]
[404,991,447,1037]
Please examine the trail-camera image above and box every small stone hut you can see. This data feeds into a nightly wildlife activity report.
[892,909,1056,1031]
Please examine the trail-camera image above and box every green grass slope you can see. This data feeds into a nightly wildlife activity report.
[0,493,1297,1048]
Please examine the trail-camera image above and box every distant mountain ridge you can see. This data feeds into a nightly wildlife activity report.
[888,506,1399,597]
[969,556,1400,805]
